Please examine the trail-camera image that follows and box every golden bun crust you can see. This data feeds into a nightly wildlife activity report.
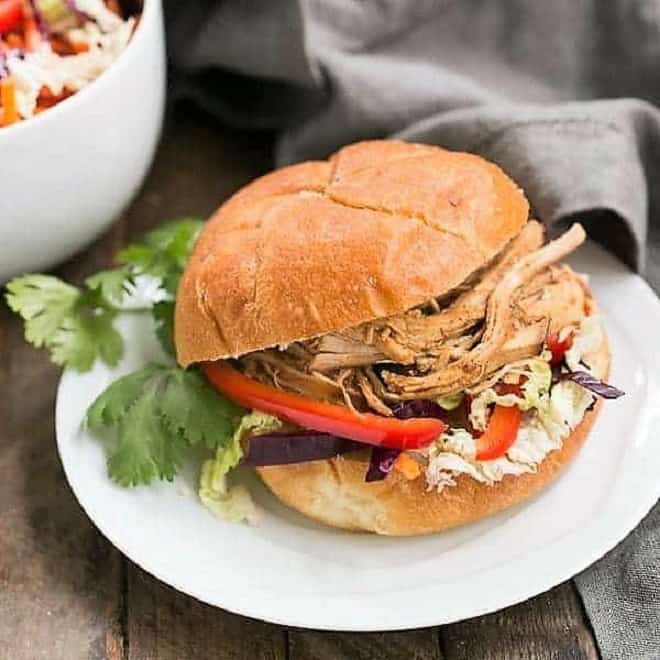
[175,140,529,366]
[256,325,610,536]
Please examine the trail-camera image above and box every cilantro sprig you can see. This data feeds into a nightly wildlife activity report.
[5,218,203,368]
[3,218,250,489]
[5,274,123,371]
[86,365,243,486]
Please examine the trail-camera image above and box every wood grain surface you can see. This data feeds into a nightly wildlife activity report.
[0,103,600,660]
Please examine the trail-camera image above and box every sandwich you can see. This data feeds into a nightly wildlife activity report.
[174,139,623,535]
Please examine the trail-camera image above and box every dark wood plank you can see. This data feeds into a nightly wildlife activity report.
[0,232,125,659]
[289,629,443,660]
[120,102,275,242]
[439,582,598,660]
[126,564,286,660]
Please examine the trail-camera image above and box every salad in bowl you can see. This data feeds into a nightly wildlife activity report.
[0,0,137,126]
[0,0,163,282]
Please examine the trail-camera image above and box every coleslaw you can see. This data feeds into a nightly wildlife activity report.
[0,0,136,126]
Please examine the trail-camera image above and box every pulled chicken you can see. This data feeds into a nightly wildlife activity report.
[238,223,588,414]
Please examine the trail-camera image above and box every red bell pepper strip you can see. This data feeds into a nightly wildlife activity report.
[22,1,40,51]
[475,404,522,461]
[0,0,23,34]
[546,331,573,366]
[201,362,448,450]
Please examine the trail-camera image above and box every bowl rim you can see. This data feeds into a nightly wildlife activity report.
[0,0,160,140]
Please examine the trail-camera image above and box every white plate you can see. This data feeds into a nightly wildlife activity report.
[56,241,660,631]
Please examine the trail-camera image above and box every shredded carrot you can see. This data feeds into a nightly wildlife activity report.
[5,32,24,49]
[72,41,89,54]
[394,453,421,480]
[42,35,90,56]
[1,77,19,126]
[50,35,76,55]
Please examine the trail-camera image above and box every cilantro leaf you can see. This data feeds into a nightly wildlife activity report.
[142,218,203,264]
[114,244,154,273]
[117,218,203,294]
[5,219,204,373]
[5,275,124,370]
[117,219,203,352]
[6,275,80,347]
[85,269,131,304]
[152,300,175,357]
[85,364,242,486]
[159,368,242,449]
[50,307,123,371]
[109,391,187,486]
[86,364,162,428]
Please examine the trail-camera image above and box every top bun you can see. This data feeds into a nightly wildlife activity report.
[175,140,529,366]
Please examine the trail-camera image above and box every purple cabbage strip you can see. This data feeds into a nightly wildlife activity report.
[64,0,89,21]
[365,446,400,482]
[561,370,625,399]
[27,0,50,38]
[364,399,446,482]
[0,49,26,80]
[243,431,363,467]
[390,399,449,420]
[243,398,445,482]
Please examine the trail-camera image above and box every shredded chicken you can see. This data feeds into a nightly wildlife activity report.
[382,224,586,397]
[518,264,588,332]
[308,334,386,371]
[238,223,588,413]
[355,371,393,416]
[369,220,545,355]
[301,221,543,371]
[241,350,343,401]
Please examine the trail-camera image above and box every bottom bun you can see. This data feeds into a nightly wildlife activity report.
[257,334,609,536]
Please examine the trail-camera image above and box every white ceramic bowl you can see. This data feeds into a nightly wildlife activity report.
[0,0,165,282]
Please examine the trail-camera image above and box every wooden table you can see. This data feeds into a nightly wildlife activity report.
[0,104,600,660]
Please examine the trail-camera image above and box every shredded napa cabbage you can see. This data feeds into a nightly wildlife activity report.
[469,357,552,431]
[426,318,599,492]
[72,0,124,32]
[426,426,535,490]
[199,411,281,523]
[565,314,603,372]
[427,379,595,492]
[436,392,464,411]
[437,428,476,458]
[538,380,595,443]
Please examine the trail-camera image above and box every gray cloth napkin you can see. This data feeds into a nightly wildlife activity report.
[165,1,660,656]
